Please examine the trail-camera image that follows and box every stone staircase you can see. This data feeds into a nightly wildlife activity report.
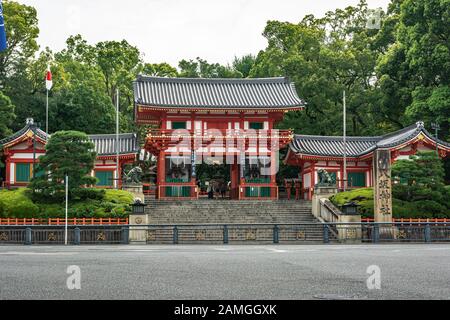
[142,198,329,243]
[144,199,314,224]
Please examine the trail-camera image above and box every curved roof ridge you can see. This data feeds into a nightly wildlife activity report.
[293,134,382,141]
[134,76,305,109]
[135,75,290,84]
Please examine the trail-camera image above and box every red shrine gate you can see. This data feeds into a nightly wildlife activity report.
[133,76,305,200]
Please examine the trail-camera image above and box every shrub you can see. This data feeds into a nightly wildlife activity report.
[0,188,134,218]
[330,187,450,219]
[330,188,374,217]
[72,188,105,201]
[0,189,39,218]
[104,189,134,204]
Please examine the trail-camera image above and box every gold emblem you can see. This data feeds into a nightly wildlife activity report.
[346,228,357,239]
[0,232,8,241]
[97,232,106,241]
[246,229,256,240]
[296,231,306,240]
[147,230,156,241]
[195,230,206,241]
[398,230,406,239]
[47,232,57,241]
[417,133,425,141]
[134,217,143,224]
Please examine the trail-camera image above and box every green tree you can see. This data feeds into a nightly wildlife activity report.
[232,54,256,78]
[392,151,449,214]
[0,0,39,85]
[142,62,178,77]
[58,35,143,132]
[179,57,242,78]
[0,92,15,138]
[29,131,97,202]
[250,1,387,136]
[0,1,40,131]
[377,0,450,139]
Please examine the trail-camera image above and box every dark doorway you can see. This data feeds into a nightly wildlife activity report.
[196,162,231,199]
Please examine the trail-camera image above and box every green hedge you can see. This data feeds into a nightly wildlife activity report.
[330,187,450,218]
[0,188,39,218]
[0,188,134,218]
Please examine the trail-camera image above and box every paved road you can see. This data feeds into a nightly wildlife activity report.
[0,244,449,300]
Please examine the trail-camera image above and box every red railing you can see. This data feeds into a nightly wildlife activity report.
[147,128,293,138]
[362,218,449,224]
[0,217,129,225]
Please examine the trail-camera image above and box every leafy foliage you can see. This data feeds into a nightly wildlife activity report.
[331,153,450,217]
[0,92,15,138]
[392,152,449,210]
[29,131,97,202]
[0,188,133,218]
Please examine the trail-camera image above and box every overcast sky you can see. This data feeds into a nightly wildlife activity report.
[17,0,390,67]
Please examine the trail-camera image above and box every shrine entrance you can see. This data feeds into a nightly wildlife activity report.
[196,160,231,199]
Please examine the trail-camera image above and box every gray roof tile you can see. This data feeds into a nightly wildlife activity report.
[87,133,139,156]
[133,76,305,109]
[0,120,139,157]
[289,122,450,158]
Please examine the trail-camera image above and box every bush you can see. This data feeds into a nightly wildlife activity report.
[0,189,39,218]
[104,189,134,204]
[0,188,134,218]
[72,188,106,201]
[330,187,450,218]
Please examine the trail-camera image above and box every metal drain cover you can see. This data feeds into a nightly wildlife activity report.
[313,294,368,300]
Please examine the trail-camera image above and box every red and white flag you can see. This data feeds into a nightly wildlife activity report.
[45,65,53,90]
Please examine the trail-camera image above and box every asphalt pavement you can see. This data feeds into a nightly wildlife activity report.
[0,244,449,300]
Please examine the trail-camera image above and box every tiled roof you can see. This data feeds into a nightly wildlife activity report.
[133,76,305,109]
[88,133,139,156]
[0,119,139,157]
[289,121,450,158]
[0,119,48,147]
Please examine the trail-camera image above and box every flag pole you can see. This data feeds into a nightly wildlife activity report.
[343,90,347,192]
[46,89,49,135]
[116,89,120,190]
[45,64,52,135]
[65,175,68,245]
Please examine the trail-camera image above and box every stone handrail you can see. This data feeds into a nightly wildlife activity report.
[319,198,342,223]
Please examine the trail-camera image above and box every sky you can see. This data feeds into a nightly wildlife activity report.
[17,0,391,67]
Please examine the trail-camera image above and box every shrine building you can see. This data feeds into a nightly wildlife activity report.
[133,76,304,199]
[285,121,450,200]
[0,118,139,188]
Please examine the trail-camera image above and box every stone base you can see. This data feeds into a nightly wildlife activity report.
[337,214,362,243]
[122,184,145,203]
[129,213,148,243]
[312,186,338,218]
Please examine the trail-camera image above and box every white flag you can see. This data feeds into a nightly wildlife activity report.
[45,65,53,90]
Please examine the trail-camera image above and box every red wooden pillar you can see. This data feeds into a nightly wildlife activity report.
[156,151,166,199]
[5,158,10,188]
[285,180,292,200]
[309,164,316,200]
[230,159,239,199]
[294,180,301,200]
[270,150,278,199]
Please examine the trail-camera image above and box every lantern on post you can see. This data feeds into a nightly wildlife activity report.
[130,198,147,215]
[341,201,359,215]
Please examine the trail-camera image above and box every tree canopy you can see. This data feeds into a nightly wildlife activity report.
[29,131,97,202]
[0,0,449,179]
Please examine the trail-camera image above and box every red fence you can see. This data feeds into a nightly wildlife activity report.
[0,217,129,225]
[362,218,449,224]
